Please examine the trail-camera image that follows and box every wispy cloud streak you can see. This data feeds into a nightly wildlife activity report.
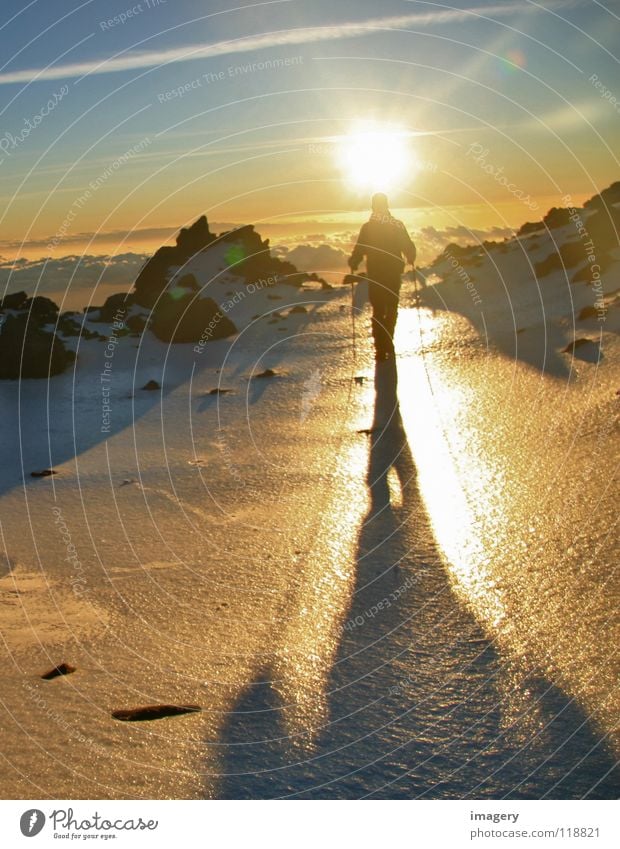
[0,1,582,85]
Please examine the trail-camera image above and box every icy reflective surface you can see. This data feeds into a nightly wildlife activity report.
[0,290,617,799]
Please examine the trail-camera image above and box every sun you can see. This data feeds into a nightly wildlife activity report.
[336,122,414,192]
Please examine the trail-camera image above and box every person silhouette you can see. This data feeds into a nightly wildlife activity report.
[348,193,416,360]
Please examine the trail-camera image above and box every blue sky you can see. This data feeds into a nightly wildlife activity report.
[0,0,618,258]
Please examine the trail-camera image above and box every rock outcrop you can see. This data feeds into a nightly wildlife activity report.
[150,293,237,344]
[0,296,75,379]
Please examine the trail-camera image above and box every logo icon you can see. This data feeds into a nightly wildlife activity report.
[20,809,46,837]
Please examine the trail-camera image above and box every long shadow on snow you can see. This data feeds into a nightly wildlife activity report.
[215,358,618,799]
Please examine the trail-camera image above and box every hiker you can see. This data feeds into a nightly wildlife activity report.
[348,193,416,360]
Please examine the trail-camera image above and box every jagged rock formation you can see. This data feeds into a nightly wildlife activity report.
[134,216,306,308]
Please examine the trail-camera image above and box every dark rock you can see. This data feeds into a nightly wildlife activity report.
[543,207,572,229]
[172,273,200,292]
[219,225,308,286]
[126,314,147,334]
[535,241,589,277]
[578,305,604,320]
[517,221,543,237]
[94,292,133,323]
[41,662,75,680]
[30,469,57,477]
[141,380,160,390]
[583,181,620,211]
[289,305,308,314]
[23,296,59,322]
[134,218,215,307]
[150,294,236,344]
[354,376,365,385]
[253,368,277,379]
[112,704,202,722]
[562,338,592,353]
[0,314,74,379]
[208,387,233,395]
[57,314,101,339]
[0,290,28,310]
[176,215,215,256]
[267,294,282,300]
[583,206,620,254]
[133,246,179,307]
[133,217,310,309]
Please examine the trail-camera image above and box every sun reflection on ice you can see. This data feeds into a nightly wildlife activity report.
[395,308,507,629]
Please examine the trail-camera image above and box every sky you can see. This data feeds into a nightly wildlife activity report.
[0,0,618,287]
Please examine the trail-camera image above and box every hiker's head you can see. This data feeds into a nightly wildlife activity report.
[371,193,389,215]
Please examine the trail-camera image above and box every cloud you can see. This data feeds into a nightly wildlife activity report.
[281,243,349,271]
[280,226,517,270]
[0,253,147,306]
[415,224,516,263]
[0,1,581,85]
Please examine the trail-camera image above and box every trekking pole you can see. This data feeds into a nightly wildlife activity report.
[350,274,357,367]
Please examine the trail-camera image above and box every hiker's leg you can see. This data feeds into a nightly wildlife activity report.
[383,285,400,356]
[368,283,388,355]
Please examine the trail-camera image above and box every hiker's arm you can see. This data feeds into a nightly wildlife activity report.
[348,225,367,272]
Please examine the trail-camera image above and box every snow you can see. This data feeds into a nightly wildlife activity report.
[0,208,618,799]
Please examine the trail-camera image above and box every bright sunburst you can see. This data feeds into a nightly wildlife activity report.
[336,122,414,192]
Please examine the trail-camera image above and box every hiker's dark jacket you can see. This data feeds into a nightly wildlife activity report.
[349,214,416,286]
